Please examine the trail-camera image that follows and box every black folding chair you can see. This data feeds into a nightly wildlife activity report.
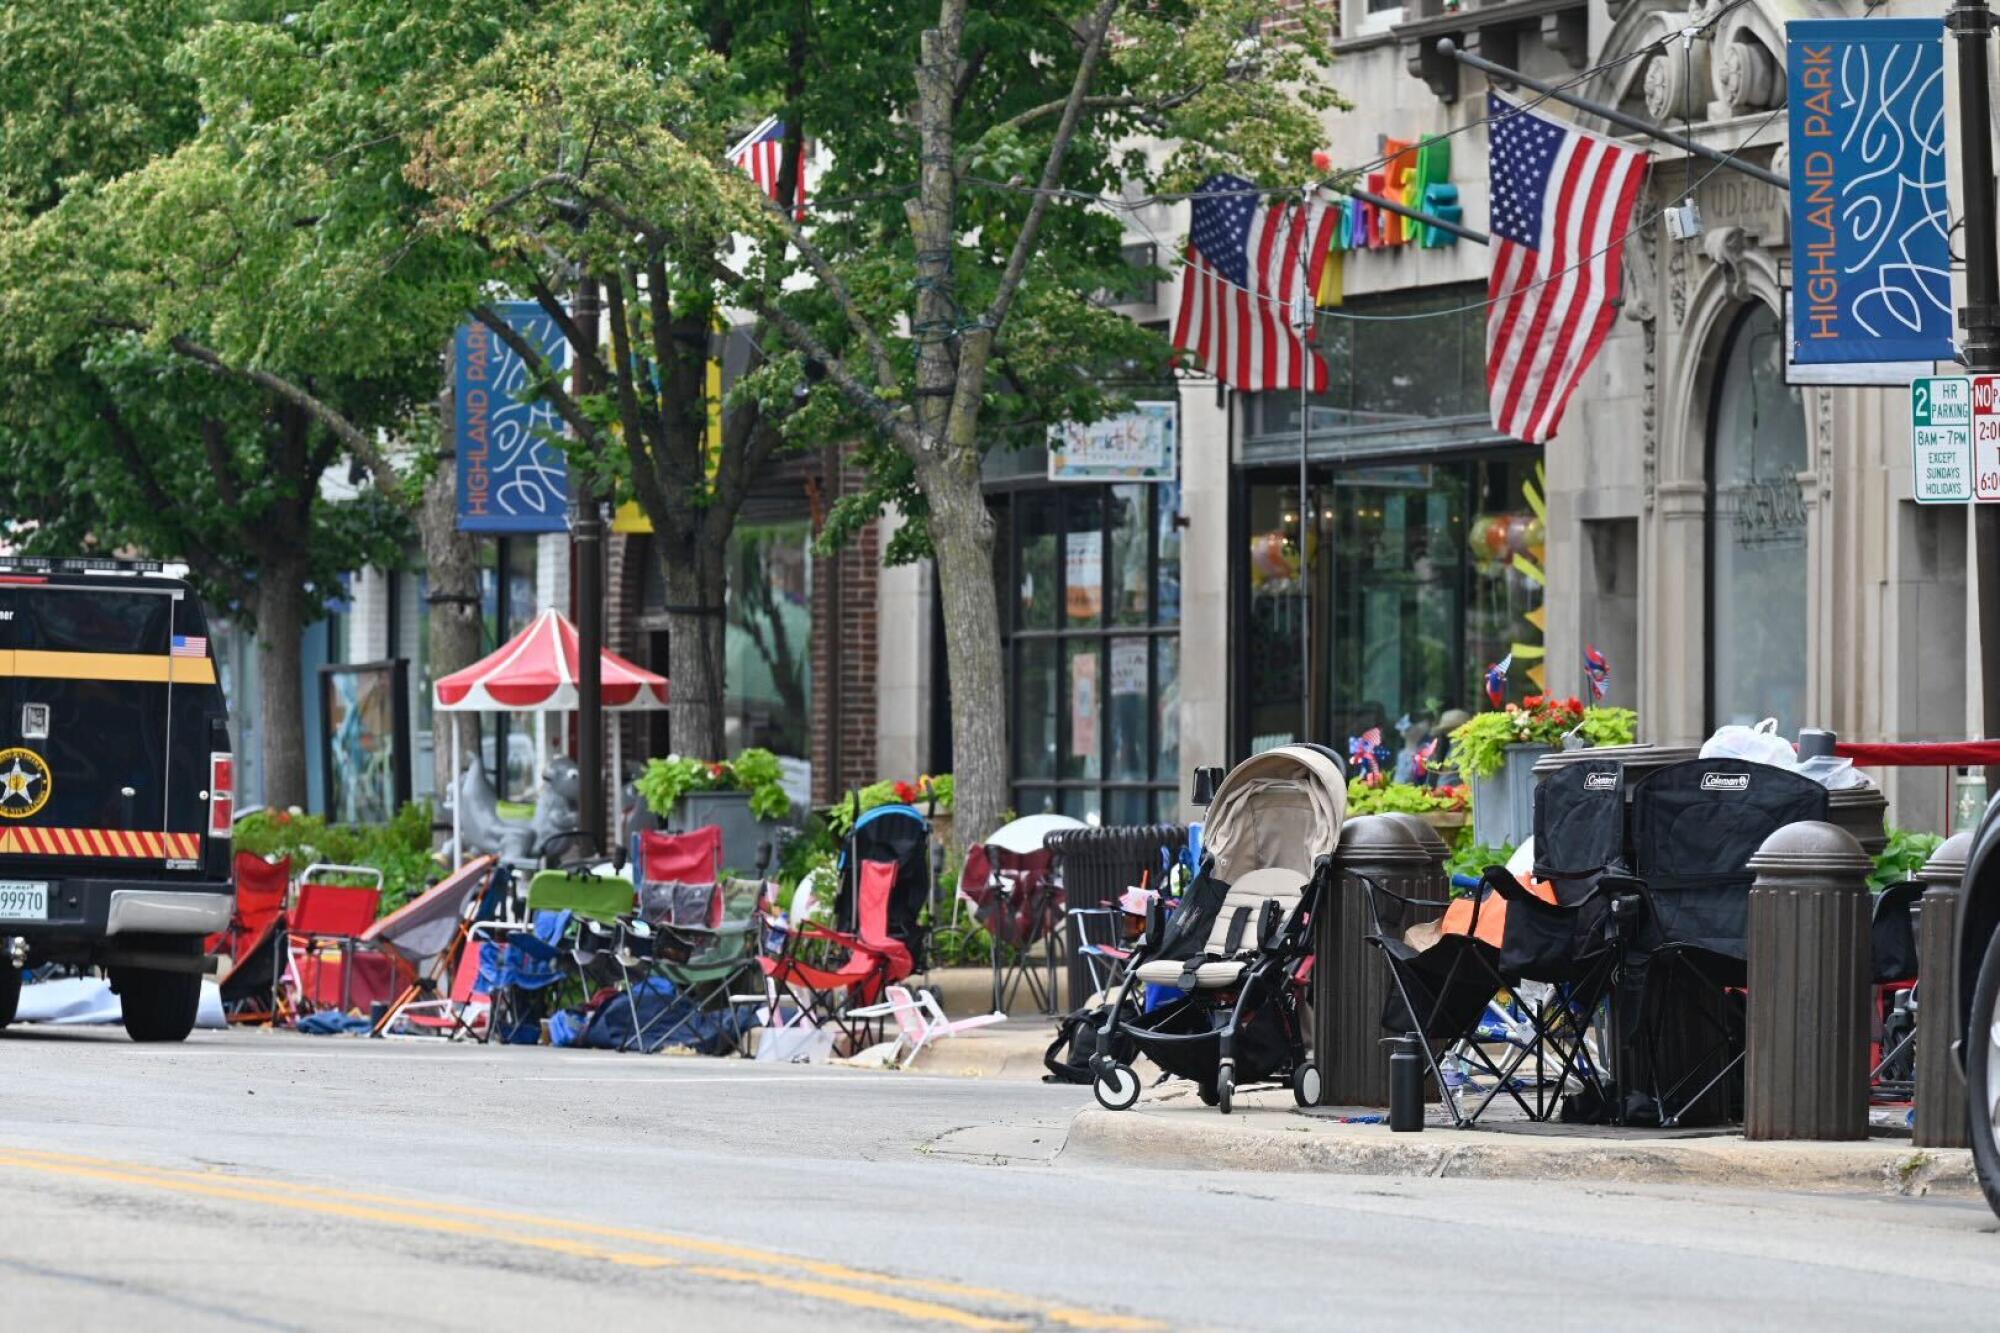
[1869,880,1922,1099]
[1622,758,1829,1127]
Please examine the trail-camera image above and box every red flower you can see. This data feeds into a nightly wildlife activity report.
[1522,694,1545,710]
[708,763,727,780]
[894,780,918,803]
[273,810,292,825]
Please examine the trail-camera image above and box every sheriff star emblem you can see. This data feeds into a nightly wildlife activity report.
[0,748,51,819]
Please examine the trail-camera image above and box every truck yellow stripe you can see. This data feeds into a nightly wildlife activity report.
[0,650,215,685]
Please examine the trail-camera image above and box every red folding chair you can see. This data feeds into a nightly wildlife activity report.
[634,826,723,888]
[288,877,386,1015]
[209,853,292,1024]
[757,860,912,1049]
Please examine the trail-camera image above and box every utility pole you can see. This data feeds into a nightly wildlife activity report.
[572,277,606,851]
[1948,0,2000,788]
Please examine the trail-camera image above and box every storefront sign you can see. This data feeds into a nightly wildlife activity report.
[1109,640,1148,698]
[1048,403,1177,482]
[455,301,571,532]
[1065,531,1103,620]
[1070,651,1098,759]
[1332,136,1459,252]
[1975,375,2000,502]
[1910,375,1972,503]
[1787,19,1953,366]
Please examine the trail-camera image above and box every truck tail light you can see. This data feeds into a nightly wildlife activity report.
[209,753,233,838]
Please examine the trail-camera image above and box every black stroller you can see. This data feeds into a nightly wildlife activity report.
[1091,746,1347,1114]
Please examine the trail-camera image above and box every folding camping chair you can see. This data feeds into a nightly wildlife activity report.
[285,864,387,1015]
[474,909,571,1044]
[1622,757,1829,1127]
[758,862,911,1050]
[209,853,292,1024]
[848,985,1006,1069]
[639,877,764,1051]
[368,857,508,1038]
[960,843,1065,1015]
[1366,760,1641,1127]
[391,936,491,1040]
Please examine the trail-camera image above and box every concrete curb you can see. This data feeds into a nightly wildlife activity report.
[1062,1103,1981,1198]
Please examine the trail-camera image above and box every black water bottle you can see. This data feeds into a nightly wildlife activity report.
[1387,1036,1425,1133]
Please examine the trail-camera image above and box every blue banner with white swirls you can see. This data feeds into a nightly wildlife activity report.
[1787,18,1953,365]
[454,300,571,533]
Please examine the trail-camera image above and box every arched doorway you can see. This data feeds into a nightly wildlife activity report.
[1704,302,1809,735]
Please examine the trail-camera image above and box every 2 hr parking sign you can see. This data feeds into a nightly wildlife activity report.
[1912,375,1973,503]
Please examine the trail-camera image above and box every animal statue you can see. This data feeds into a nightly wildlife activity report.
[447,752,581,864]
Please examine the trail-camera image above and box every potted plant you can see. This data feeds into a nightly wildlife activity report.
[1343,778,1471,834]
[1448,698,1637,847]
[636,748,794,873]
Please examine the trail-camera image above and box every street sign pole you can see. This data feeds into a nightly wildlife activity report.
[572,278,606,851]
[1948,0,2000,786]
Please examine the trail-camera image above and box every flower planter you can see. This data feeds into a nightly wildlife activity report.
[665,790,787,877]
[1419,810,1470,836]
[1471,744,1552,850]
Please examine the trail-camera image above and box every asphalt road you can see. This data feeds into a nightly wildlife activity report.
[0,1028,1996,1331]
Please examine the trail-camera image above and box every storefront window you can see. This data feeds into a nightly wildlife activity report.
[1239,452,1542,756]
[724,520,813,773]
[1707,303,1808,735]
[1000,479,1181,820]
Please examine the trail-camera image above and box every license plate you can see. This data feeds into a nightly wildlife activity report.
[0,882,48,921]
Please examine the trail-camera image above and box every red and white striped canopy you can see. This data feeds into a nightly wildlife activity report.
[433,609,668,713]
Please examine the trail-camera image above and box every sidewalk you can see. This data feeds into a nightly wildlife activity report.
[1063,1084,1980,1198]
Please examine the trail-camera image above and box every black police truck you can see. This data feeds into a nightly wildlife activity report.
[0,558,235,1041]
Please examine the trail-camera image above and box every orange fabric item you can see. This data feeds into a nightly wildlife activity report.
[1438,876,1556,949]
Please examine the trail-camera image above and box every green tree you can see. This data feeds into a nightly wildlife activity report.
[414,0,1338,841]
[0,0,477,810]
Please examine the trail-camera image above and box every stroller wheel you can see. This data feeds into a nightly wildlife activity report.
[1216,1068,1235,1115]
[1292,1060,1320,1108]
[1093,1062,1142,1112]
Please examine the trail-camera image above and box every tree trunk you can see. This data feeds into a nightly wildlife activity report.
[253,567,308,812]
[418,457,483,811]
[658,541,727,759]
[917,451,1007,853]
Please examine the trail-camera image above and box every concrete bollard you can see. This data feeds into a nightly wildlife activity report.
[1318,816,1433,1107]
[1915,831,1975,1148]
[1745,821,1874,1141]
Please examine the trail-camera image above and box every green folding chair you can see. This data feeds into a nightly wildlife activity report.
[647,877,764,1052]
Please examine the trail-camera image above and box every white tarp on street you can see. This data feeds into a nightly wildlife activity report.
[15,976,227,1029]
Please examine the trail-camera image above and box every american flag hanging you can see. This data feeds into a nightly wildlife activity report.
[1171,174,1336,392]
[728,117,808,219]
[1485,94,1650,444]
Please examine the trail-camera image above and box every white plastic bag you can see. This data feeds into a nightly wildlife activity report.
[1699,718,1797,768]
[754,1026,835,1064]
[1793,755,1874,790]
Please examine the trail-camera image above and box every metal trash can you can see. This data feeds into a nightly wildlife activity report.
[1318,816,1433,1107]
[1744,821,1873,1141]
[1381,813,1451,901]
[1915,831,1974,1148]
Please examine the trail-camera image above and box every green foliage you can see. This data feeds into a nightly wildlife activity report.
[926,910,994,970]
[232,802,438,913]
[634,748,794,823]
[1444,839,1517,889]
[1578,706,1639,750]
[1345,780,1468,817]
[1448,700,1636,781]
[1872,826,1944,894]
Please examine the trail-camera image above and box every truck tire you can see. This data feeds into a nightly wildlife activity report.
[0,967,19,1029]
[113,961,201,1044]
[1965,923,2000,1219]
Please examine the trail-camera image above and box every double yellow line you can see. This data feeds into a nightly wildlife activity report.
[0,1145,1158,1330]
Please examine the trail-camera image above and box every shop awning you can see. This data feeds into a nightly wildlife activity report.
[433,608,667,712]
